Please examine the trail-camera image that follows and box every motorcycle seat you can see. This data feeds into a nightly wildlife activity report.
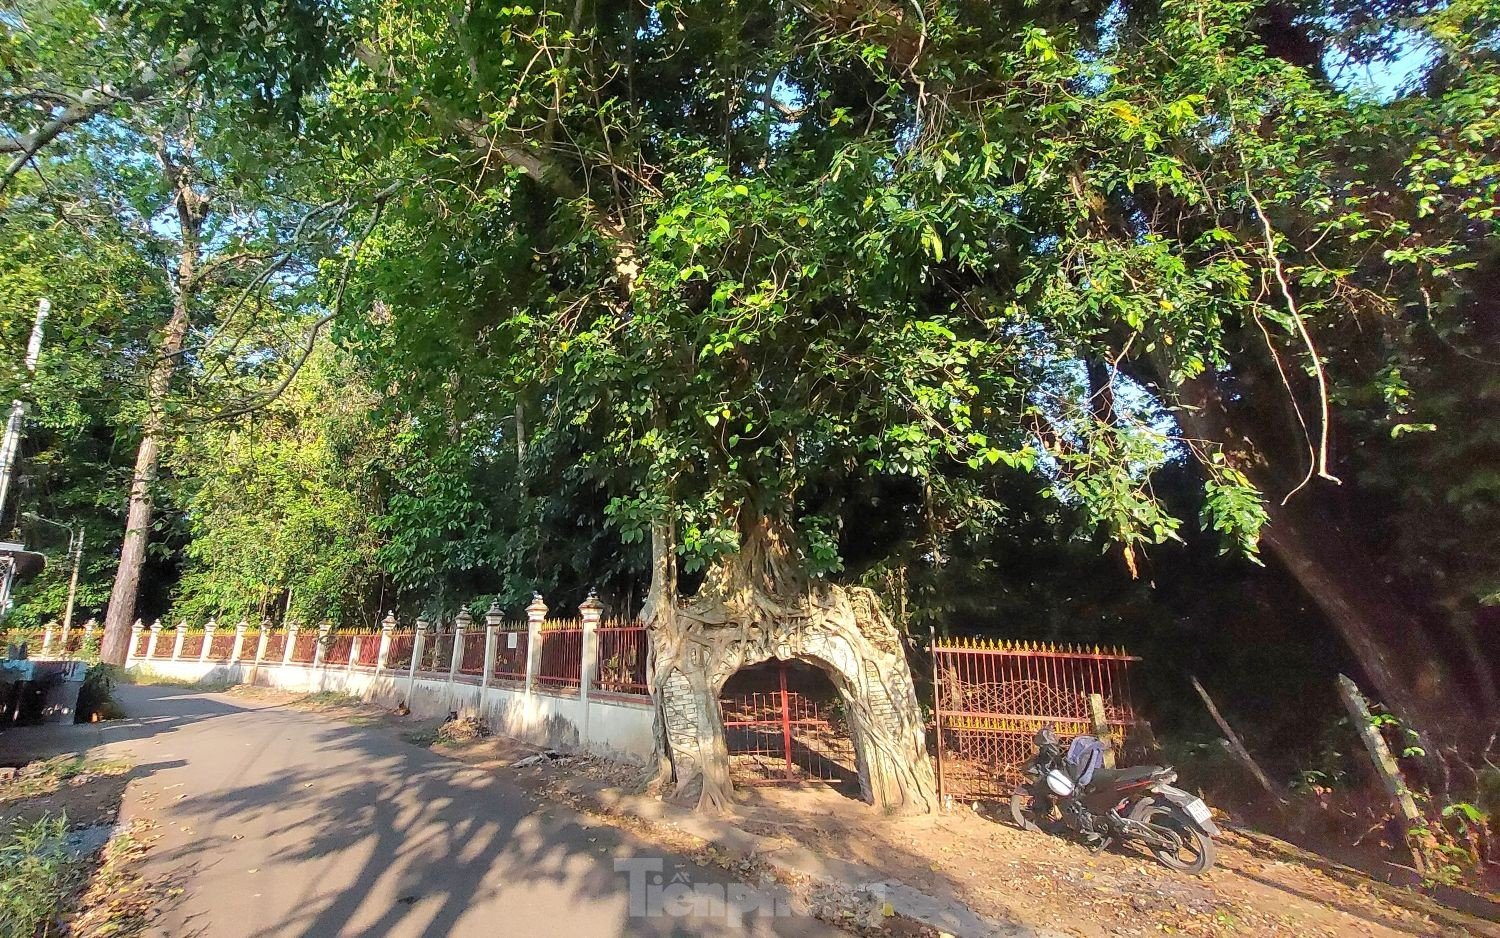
[1083,765,1160,791]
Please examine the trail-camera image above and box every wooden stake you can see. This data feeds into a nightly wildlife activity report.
[1336,673,1436,876]
[1191,675,1286,808]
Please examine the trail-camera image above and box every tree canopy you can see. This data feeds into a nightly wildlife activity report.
[2,0,1498,862]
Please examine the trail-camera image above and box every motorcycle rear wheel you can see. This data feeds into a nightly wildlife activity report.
[1131,801,1215,874]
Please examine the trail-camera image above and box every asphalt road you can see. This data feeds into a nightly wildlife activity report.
[10,684,845,938]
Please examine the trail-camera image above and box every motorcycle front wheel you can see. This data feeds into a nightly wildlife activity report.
[1131,801,1216,874]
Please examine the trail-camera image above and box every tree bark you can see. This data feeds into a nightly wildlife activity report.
[100,139,202,664]
[642,505,938,815]
[1172,372,1494,767]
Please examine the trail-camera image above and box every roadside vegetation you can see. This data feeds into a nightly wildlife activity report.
[2,0,1496,897]
[0,756,161,936]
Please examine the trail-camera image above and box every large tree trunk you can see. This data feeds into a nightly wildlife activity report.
[1173,372,1496,771]
[642,506,938,815]
[100,140,202,665]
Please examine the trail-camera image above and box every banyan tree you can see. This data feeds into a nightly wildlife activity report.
[640,513,938,815]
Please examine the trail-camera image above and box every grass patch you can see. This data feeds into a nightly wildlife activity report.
[0,756,131,804]
[122,667,234,692]
[294,691,363,709]
[401,727,440,747]
[0,814,82,936]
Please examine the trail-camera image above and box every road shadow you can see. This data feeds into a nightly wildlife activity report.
[109,684,833,937]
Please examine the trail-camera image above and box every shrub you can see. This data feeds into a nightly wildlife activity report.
[0,814,79,936]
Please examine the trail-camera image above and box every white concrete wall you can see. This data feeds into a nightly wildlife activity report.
[128,657,656,764]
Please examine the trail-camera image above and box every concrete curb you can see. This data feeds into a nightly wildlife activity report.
[561,780,1054,938]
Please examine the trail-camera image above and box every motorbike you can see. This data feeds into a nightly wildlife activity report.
[1008,726,1219,874]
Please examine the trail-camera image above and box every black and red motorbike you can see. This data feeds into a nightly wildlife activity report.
[1009,726,1219,874]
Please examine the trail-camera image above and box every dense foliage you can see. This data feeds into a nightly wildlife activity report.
[2,0,1497,874]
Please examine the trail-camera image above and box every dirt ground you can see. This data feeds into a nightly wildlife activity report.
[0,751,168,937]
[230,687,1497,938]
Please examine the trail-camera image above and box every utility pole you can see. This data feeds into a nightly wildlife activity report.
[62,527,82,633]
[0,298,49,524]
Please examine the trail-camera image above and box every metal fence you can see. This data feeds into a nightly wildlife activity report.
[323,632,356,666]
[179,631,206,659]
[208,631,237,660]
[385,631,415,670]
[458,631,486,676]
[536,619,583,691]
[355,633,381,666]
[491,622,528,682]
[593,619,648,695]
[421,628,454,673]
[289,632,318,663]
[720,661,855,786]
[933,638,1138,800]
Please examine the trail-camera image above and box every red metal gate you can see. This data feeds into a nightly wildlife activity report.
[933,638,1139,800]
[720,661,855,786]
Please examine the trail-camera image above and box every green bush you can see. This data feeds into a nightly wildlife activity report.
[0,814,79,936]
[76,663,124,723]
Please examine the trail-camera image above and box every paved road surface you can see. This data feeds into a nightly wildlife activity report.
[3,684,845,938]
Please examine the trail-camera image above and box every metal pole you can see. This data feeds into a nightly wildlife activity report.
[0,299,49,523]
[62,528,82,633]
[778,661,794,782]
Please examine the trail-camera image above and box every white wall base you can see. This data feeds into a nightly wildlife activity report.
[127,658,656,764]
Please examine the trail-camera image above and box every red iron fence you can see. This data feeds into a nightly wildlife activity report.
[263,631,288,662]
[458,631,486,676]
[289,632,318,663]
[593,619,648,695]
[355,633,381,666]
[385,632,415,670]
[323,632,356,666]
[933,638,1138,800]
[536,619,583,692]
[208,631,236,660]
[179,631,206,659]
[720,661,855,786]
[421,629,454,673]
[491,623,527,682]
[131,629,149,658]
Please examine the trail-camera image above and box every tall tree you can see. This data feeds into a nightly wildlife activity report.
[115,0,1500,776]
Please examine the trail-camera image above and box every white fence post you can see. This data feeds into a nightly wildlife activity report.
[376,611,396,674]
[579,589,603,747]
[450,609,470,679]
[406,617,428,705]
[313,621,330,668]
[42,622,55,655]
[481,601,501,694]
[231,619,249,663]
[281,620,298,666]
[524,593,547,697]
[446,608,470,714]
[255,620,271,663]
[144,620,162,660]
[126,619,143,666]
[199,618,217,663]
[172,620,187,661]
